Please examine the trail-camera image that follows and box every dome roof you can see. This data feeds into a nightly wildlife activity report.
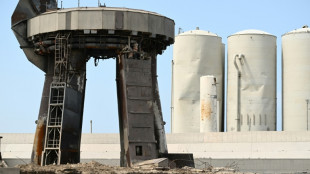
[178,29,219,37]
[229,29,275,37]
[283,26,310,36]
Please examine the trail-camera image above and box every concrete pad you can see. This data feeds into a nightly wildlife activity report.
[0,168,20,174]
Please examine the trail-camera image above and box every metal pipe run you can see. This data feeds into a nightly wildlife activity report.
[234,54,244,132]
[0,136,3,161]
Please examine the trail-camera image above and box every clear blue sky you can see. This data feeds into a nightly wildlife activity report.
[0,0,309,133]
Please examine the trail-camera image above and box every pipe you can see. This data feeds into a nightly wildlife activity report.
[0,136,2,161]
[307,99,309,131]
[46,43,123,52]
[34,40,55,47]
[171,60,174,132]
[34,37,136,48]
[234,54,244,132]
[90,120,93,134]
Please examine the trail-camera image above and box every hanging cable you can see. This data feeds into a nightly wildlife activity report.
[94,58,99,66]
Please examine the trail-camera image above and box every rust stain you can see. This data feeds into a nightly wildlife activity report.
[33,120,46,165]
[201,100,211,121]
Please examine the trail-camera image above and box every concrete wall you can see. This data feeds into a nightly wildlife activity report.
[1,132,310,172]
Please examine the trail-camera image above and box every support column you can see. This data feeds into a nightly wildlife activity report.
[31,56,54,165]
[117,53,160,167]
[59,50,87,164]
[151,54,168,155]
[116,54,131,167]
[41,49,86,165]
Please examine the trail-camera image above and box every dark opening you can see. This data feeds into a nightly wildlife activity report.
[135,146,142,156]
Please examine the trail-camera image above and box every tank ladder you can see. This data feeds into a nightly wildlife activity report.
[41,33,71,165]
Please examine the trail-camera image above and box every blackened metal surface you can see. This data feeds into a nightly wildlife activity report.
[11,0,38,26]
[12,0,57,26]
[11,0,57,72]
[60,87,84,164]
[117,56,159,167]
[41,48,87,165]
[57,50,86,164]
[31,57,54,165]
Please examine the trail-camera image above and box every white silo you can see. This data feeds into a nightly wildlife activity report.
[171,29,224,133]
[226,30,277,132]
[282,26,310,131]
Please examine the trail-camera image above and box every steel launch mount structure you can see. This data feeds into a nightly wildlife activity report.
[11,0,180,167]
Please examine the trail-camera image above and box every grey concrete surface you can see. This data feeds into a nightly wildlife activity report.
[0,168,20,174]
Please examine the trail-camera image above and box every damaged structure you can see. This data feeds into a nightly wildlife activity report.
[11,0,175,167]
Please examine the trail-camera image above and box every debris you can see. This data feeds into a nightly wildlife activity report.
[133,158,169,169]
[16,161,254,174]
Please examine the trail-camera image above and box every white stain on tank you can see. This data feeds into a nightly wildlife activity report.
[282,26,310,131]
[172,29,224,133]
[226,29,277,132]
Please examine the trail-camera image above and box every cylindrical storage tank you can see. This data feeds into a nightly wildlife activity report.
[227,29,277,132]
[200,76,218,132]
[172,29,224,133]
[282,26,310,131]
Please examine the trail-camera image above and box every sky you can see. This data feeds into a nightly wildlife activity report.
[0,0,309,133]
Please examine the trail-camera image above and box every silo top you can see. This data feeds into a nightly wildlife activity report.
[228,29,275,37]
[178,30,219,37]
[282,26,310,36]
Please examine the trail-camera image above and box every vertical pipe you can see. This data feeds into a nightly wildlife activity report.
[217,101,220,132]
[116,54,131,167]
[234,55,242,132]
[90,120,93,134]
[0,136,2,161]
[307,100,309,131]
[171,60,174,133]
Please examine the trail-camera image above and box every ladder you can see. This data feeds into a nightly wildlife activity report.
[41,33,71,165]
